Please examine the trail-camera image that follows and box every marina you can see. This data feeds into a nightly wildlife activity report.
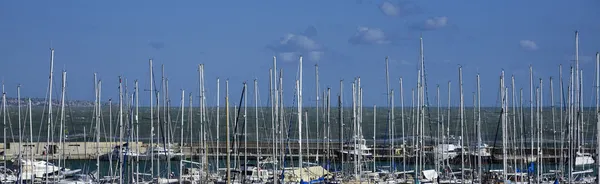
[1,1,599,182]
[0,33,599,183]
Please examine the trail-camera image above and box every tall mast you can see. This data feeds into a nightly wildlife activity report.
[243,81,248,184]
[278,69,284,174]
[416,69,421,178]
[28,98,33,181]
[157,84,161,177]
[575,31,579,130]
[97,80,102,179]
[149,59,154,178]
[373,104,376,172]
[477,74,482,180]
[109,99,114,177]
[216,78,220,171]
[436,85,440,173]
[58,71,66,171]
[511,75,517,174]
[539,79,544,182]
[339,80,344,172]
[400,77,406,175]
[272,56,279,174]
[569,67,574,182]
[579,70,584,152]
[2,82,6,181]
[226,80,230,184]
[188,93,192,172]
[315,64,320,163]
[90,77,96,179]
[501,70,507,181]
[326,88,331,170]
[596,52,600,183]
[254,79,260,168]
[17,83,22,184]
[296,79,303,177]
[134,80,139,182]
[269,67,275,181]
[447,81,451,170]
[550,77,557,168]
[199,64,207,172]
[118,76,124,184]
[519,88,524,171]
[459,66,465,181]
[385,57,391,171]
[529,65,534,164]
[352,82,357,180]
[179,90,184,184]
[45,48,55,182]
[559,65,564,171]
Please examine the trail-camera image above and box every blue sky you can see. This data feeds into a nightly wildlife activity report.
[1,0,599,107]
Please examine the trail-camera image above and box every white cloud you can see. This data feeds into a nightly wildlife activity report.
[519,40,538,51]
[379,2,399,16]
[412,16,448,31]
[308,51,324,61]
[267,28,325,62]
[279,52,297,62]
[349,27,390,45]
[378,1,421,17]
[424,17,448,30]
[276,51,323,62]
[279,34,321,52]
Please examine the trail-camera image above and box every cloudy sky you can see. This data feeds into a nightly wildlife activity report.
[1,0,599,107]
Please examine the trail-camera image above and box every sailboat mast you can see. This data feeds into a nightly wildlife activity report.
[2,83,6,179]
[97,80,102,179]
[459,66,465,180]
[373,105,376,172]
[477,74,482,180]
[511,75,517,174]
[596,52,600,183]
[529,65,534,165]
[179,90,184,184]
[118,76,124,184]
[326,88,331,170]
[268,67,274,181]
[58,71,66,170]
[436,85,440,173]
[45,48,55,183]
[187,93,192,171]
[226,80,231,184]
[400,77,406,175]
[539,79,544,182]
[296,79,303,178]
[559,65,564,171]
[352,82,357,180]
[149,59,154,178]
[109,99,114,177]
[216,78,220,171]
[272,56,279,181]
[501,70,507,181]
[17,83,22,184]
[315,64,320,163]
[28,98,33,181]
[551,77,557,168]
[446,81,451,170]
[385,57,392,171]
[569,67,574,182]
[254,80,259,168]
[339,80,344,172]
[134,80,139,182]
[244,82,248,183]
